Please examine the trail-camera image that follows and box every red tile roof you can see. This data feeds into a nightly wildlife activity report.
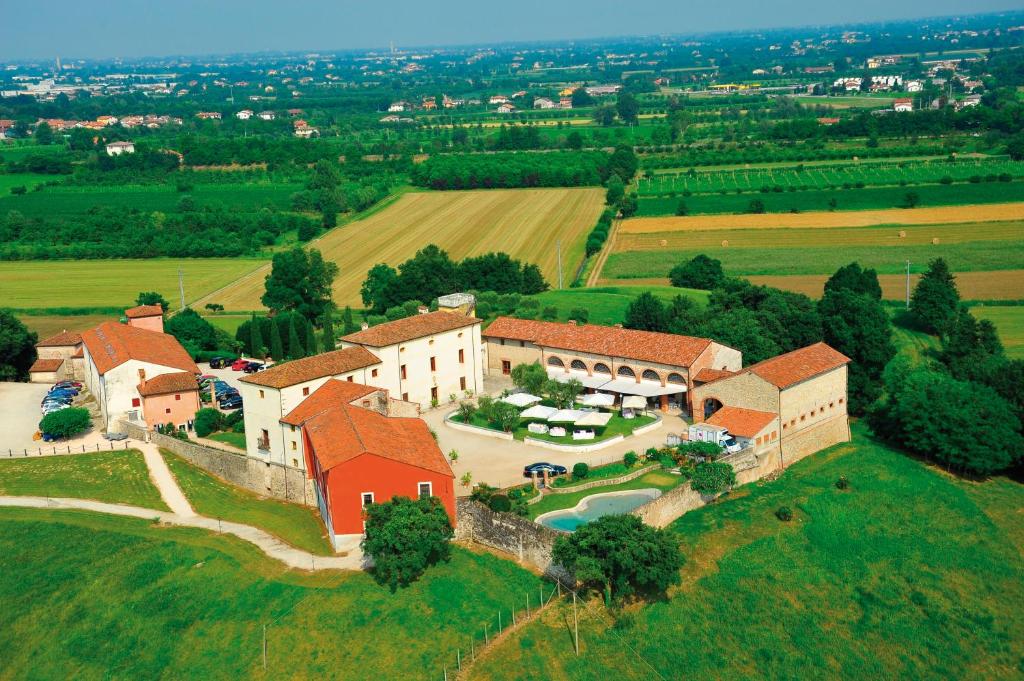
[341,311,480,347]
[81,321,199,376]
[124,304,164,319]
[305,404,453,477]
[281,379,381,426]
[746,342,850,389]
[239,346,380,389]
[29,358,64,373]
[36,330,83,348]
[138,371,199,397]
[705,406,777,438]
[694,368,736,383]
[484,317,716,368]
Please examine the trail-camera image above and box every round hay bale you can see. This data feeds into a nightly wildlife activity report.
[659,239,667,247]
[899,230,906,238]
[852,156,859,161]
[721,240,729,248]
[932,237,940,245]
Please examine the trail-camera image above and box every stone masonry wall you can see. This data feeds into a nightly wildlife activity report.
[121,421,317,507]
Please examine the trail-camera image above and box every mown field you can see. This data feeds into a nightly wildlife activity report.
[0,508,544,680]
[972,306,1024,358]
[472,430,1024,680]
[0,258,267,311]
[17,313,112,341]
[636,180,1024,215]
[202,188,606,310]
[530,285,708,326]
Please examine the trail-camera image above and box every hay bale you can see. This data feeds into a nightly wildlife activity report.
[659,239,667,247]
[899,230,906,238]
[721,240,729,248]
[932,237,940,245]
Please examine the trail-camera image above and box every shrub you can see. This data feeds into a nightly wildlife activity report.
[690,461,736,495]
[645,447,660,461]
[572,462,590,480]
[775,506,793,521]
[488,494,512,513]
[362,496,454,590]
[38,408,91,439]
[835,475,849,490]
[623,451,639,467]
[193,408,223,437]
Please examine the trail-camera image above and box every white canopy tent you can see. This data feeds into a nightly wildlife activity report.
[520,404,558,420]
[622,395,647,410]
[578,392,615,408]
[548,409,586,423]
[501,393,542,408]
[601,379,685,397]
[574,411,613,427]
[546,369,610,390]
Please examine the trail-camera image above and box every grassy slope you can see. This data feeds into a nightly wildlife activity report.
[473,430,1024,680]
[206,431,246,449]
[0,450,167,511]
[972,306,1024,358]
[531,286,708,326]
[0,509,543,680]
[160,449,333,556]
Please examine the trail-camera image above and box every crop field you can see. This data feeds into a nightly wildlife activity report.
[0,173,54,194]
[0,258,267,311]
[637,159,1024,196]
[203,188,606,310]
[0,182,301,217]
[636,181,1024,215]
[972,306,1024,357]
[743,271,1024,302]
[17,314,112,340]
[530,285,708,326]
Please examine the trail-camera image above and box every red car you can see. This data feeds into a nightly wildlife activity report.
[230,359,250,371]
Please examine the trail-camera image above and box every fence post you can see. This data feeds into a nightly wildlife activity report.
[498,610,502,634]
[526,593,530,618]
[457,649,461,671]
[484,623,488,645]
[262,624,267,670]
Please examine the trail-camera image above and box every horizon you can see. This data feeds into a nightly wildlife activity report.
[1,1,1022,63]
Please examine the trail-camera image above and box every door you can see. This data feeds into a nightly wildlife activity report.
[501,360,511,375]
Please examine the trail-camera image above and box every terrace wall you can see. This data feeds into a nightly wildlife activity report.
[120,421,316,507]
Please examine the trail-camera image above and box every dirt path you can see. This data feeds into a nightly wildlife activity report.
[139,443,195,517]
[585,219,619,288]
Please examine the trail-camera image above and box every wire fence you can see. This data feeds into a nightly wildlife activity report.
[4,440,135,458]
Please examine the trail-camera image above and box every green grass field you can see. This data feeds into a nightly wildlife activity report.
[204,314,252,335]
[0,173,55,194]
[474,429,1024,680]
[160,449,332,555]
[206,431,247,450]
[0,258,266,311]
[0,450,167,510]
[972,306,1024,358]
[529,286,708,326]
[636,180,1024,216]
[0,508,543,679]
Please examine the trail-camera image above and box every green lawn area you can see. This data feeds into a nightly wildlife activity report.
[207,431,247,450]
[462,411,657,445]
[474,428,1024,680]
[203,314,253,335]
[528,469,684,519]
[549,460,655,489]
[972,306,1024,358]
[160,449,332,555]
[0,450,167,510]
[0,508,543,679]
[528,286,707,326]
[0,172,54,194]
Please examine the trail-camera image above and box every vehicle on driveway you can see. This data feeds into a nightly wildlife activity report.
[41,432,60,442]
[103,432,129,441]
[214,383,235,397]
[41,397,72,407]
[523,462,568,478]
[230,359,250,371]
[48,387,78,396]
[220,395,243,409]
[209,357,233,369]
[243,361,264,373]
[217,391,240,405]
[54,381,82,389]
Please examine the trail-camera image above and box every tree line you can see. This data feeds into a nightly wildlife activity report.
[409,151,614,190]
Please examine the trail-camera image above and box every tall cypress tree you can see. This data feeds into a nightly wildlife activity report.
[270,316,285,361]
[249,313,264,359]
[341,306,358,334]
[287,314,303,359]
[321,311,337,350]
[305,322,319,356]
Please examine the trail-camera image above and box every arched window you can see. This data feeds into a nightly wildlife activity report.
[570,359,587,371]
[593,362,611,375]
[547,356,564,368]
[667,372,685,385]
[617,365,635,378]
[641,369,660,382]
[703,398,723,419]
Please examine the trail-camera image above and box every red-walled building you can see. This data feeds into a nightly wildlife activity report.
[284,380,456,549]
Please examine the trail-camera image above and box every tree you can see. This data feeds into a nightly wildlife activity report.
[1007,133,1024,161]
[608,145,638,182]
[545,377,583,409]
[287,314,304,359]
[624,292,669,332]
[135,291,170,310]
[669,254,725,290]
[361,263,399,311]
[819,289,895,414]
[262,247,338,324]
[697,309,780,364]
[362,496,454,590]
[520,264,549,294]
[341,306,359,334]
[605,175,625,205]
[571,88,594,108]
[691,461,737,495]
[193,408,223,437]
[615,93,640,124]
[269,316,285,361]
[39,408,91,439]
[0,309,38,381]
[204,303,225,312]
[824,262,882,300]
[910,258,960,334]
[250,313,265,358]
[747,198,766,214]
[457,401,476,423]
[305,322,319,357]
[593,104,617,127]
[511,362,547,395]
[492,402,521,432]
[675,198,688,216]
[34,121,54,146]
[552,515,682,603]
[165,308,219,356]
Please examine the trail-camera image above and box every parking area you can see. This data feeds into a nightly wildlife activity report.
[0,382,52,453]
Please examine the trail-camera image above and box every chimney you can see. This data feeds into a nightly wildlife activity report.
[138,368,146,380]
[361,322,369,331]
[614,323,623,328]
[567,319,577,326]
[417,306,429,315]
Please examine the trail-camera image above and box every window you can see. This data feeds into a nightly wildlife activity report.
[547,356,564,368]
[458,349,465,363]
[362,400,371,407]
[361,492,374,507]
[783,423,788,430]
[801,415,806,422]
[402,392,409,401]
[518,340,525,348]
[617,365,635,378]
[175,394,181,401]
[259,429,270,450]
[570,359,587,371]
[667,372,685,385]
[291,458,298,467]
[431,386,438,401]
[811,410,816,417]
[501,360,511,375]
[401,364,407,380]
[642,369,660,382]
[771,431,777,441]
[418,482,433,499]
[371,368,378,378]
[756,436,761,445]
[593,363,611,375]
[460,376,466,391]
[429,356,436,372]
[347,376,354,382]
[291,441,297,451]
[259,390,265,399]
[839,397,845,404]
[302,386,310,396]
[500,338,505,346]
[165,408,171,414]
[131,397,141,408]
[829,401,834,409]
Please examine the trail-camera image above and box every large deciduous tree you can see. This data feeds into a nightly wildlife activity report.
[261,247,338,324]
[0,310,38,381]
[910,258,960,335]
[824,262,883,300]
[624,292,670,332]
[819,288,895,414]
[362,496,454,591]
[669,254,726,290]
[135,291,170,310]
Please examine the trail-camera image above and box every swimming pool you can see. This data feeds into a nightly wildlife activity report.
[535,488,661,532]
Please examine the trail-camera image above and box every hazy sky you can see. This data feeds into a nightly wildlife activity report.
[1,0,1021,60]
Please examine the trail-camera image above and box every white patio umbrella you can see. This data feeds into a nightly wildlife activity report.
[520,404,558,420]
[548,409,586,422]
[501,393,542,408]
[622,395,647,410]
[578,392,615,408]
[574,411,613,427]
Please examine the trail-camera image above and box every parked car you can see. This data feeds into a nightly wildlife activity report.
[54,381,82,389]
[523,462,568,478]
[41,397,72,407]
[41,432,60,442]
[42,404,69,415]
[722,436,742,454]
[48,387,78,396]
[243,361,264,373]
[217,391,240,405]
[230,358,250,371]
[209,357,233,369]
[103,432,129,441]
[214,384,235,397]
[220,395,243,410]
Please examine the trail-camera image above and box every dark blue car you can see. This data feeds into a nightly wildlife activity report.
[523,462,568,478]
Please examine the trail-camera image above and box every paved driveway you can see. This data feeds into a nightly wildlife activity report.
[420,407,689,494]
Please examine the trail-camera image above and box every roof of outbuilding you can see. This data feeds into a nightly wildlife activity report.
[29,358,64,373]
[705,406,778,438]
[484,317,717,368]
[340,311,480,348]
[744,342,850,389]
[36,330,83,348]
[693,368,736,383]
[124,304,163,319]
[137,371,199,397]
[239,346,380,389]
[80,321,199,376]
[280,379,381,426]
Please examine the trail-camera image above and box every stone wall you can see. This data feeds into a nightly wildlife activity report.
[455,498,571,581]
[121,421,317,507]
[547,464,658,494]
[780,414,850,467]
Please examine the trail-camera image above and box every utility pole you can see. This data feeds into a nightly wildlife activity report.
[262,624,267,670]
[557,239,563,289]
[905,260,911,310]
[178,269,186,310]
[573,591,579,656]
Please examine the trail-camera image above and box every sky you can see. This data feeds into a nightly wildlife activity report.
[1,0,1022,61]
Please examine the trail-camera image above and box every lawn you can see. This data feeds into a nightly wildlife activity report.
[207,431,247,450]
[528,469,684,519]
[462,411,657,445]
[972,306,1024,358]
[472,429,1024,680]
[17,313,112,340]
[0,450,167,510]
[203,314,253,335]
[204,188,607,309]
[160,449,333,555]
[0,258,267,311]
[0,508,544,679]
[0,172,55,194]
[528,285,708,326]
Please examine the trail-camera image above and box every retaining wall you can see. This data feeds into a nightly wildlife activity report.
[547,464,658,495]
[121,421,317,507]
[455,498,571,581]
